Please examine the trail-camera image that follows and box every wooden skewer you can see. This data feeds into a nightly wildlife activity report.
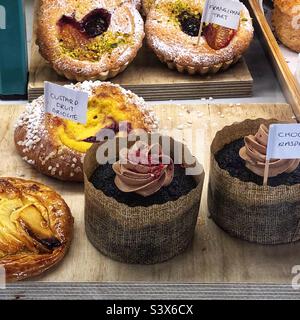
[263,159,270,186]
[197,21,204,45]
[197,0,209,45]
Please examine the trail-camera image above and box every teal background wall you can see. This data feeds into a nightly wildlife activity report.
[0,0,28,96]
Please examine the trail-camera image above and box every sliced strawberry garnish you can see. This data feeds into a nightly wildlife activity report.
[203,23,236,50]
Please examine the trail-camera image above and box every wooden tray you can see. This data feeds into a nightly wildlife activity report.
[1,102,299,286]
[28,1,253,102]
[248,0,300,120]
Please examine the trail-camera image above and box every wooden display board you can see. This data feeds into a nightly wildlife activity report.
[28,1,253,102]
[1,102,299,284]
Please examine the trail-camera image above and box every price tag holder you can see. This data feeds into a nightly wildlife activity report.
[264,123,300,185]
[266,124,300,160]
[44,81,88,124]
[201,0,242,30]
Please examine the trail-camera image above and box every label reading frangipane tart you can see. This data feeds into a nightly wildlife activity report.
[266,124,300,160]
[44,82,88,124]
[201,0,242,30]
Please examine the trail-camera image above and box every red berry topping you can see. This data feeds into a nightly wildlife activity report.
[203,23,236,50]
[178,11,201,37]
[57,8,111,39]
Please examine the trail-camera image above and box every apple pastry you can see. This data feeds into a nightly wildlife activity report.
[36,0,144,81]
[0,178,73,281]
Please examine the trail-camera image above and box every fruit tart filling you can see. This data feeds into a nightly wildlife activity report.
[56,90,141,153]
[57,8,133,62]
[178,11,201,37]
[202,24,237,50]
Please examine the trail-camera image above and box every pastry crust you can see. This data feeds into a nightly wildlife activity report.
[129,0,142,10]
[0,177,73,281]
[37,0,145,81]
[14,81,157,182]
[145,0,254,74]
[142,0,156,15]
[273,0,300,52]
[273,0,300,14]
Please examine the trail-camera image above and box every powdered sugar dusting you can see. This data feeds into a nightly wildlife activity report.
[145,0,254,69]
[14,81,158,181]
[37,1,145,81]
[15,96,45,155]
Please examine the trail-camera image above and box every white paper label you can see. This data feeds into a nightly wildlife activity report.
[0,265,5,289]
[202,0,242,30]
[44,82,88,124]
[266,124,300,160]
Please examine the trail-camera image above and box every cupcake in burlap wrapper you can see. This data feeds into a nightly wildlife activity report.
[84,135,205,264]
[208,118,300,245]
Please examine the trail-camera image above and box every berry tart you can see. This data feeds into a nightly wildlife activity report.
[14,81,157,182]
[145,0,254,74]
[0,177,73,281]
[37,0,144,81]
[272,0,300,52]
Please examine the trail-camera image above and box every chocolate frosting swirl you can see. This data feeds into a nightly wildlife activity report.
[239,124,300,177]
[113,141,174,197]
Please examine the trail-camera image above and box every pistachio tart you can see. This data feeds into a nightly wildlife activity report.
[36,0,144,81]
[14,81,157,182]
[0,178,73,281]
[145,0,254,74]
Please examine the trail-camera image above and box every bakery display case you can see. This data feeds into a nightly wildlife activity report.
[1,0,300,300]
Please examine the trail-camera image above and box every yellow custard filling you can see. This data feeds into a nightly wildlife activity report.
[58,96,131,153]
[0,196,58,257]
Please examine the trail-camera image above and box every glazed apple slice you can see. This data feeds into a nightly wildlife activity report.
[18,205,61,251]
[203,23,236,50]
